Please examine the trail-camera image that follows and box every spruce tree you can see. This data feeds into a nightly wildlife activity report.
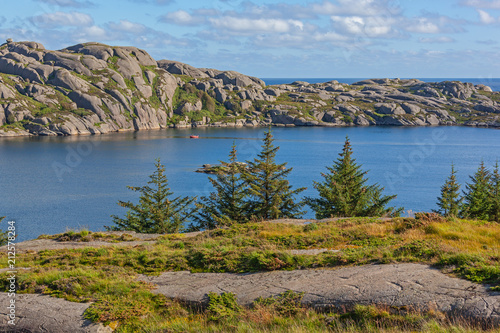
[106,159,198,234]
[192,143,248,230]
[0,217,7,246]
[434,163,462,217]
[489,162,500,222]
[243,129,306,220]
[306,136,401,218]
[460,161,492,220]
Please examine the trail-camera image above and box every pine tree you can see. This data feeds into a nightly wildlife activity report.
[0,217,7,246]
[460,161,492,220]
[106,159,198,234]
[243,129,306,220]
[306,136,401,218]
[489,162,500,222]
[192,143,248,230]
[434,163,462,217]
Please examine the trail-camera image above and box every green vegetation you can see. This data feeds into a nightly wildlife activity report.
[435,161,500,223]
[461,162,493,220]
[306,136,401,218]
[490,163,500,222]
[193,143,248,230]
[106,159,198,234]
[243,129,306,220]
[37,229,138,242]
[1,216,499,331]
[435,164,462,217]
[0,216,7,246]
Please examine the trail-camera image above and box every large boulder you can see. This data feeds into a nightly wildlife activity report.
[375,103,406,115]
[215,71,264,88]
[438,81,476,100]
[157,60,209,79]
[48,68,90,92]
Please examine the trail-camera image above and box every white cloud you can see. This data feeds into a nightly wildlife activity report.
[36,0,94,8]
[313,0,400,17]
[478,9,498,24]
[404,18,441,33]
[161,10,203,26]
[331,15,396,37]
[313,31,348,42]
[419,36,455,43]
[126,0,174,5]
[75,25,108,41]
[31,11,94,28]
[476,39,498,44]
[108,20,147,33]
[209,17,304,34]
[461,0,500,9]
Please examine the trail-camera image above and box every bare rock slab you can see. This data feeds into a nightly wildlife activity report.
[140,264,500,324]
[0,293,110,332]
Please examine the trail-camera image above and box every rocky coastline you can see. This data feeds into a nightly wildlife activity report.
[1,40,499,137]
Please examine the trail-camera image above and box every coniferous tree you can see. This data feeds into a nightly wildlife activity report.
[460,161,492,220]
[489,162,500,222]
[243,129,306,220]
[434,163,462,217]
[0,217,7,246]
[306,136,401,218]
[106,159,198,234]
[192,143,248,230]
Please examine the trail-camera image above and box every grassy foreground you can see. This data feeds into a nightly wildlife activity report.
[1,214,500,332]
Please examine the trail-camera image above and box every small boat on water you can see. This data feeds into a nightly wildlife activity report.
[190,135,199,139]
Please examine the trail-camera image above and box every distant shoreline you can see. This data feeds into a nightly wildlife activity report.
[261,77,500,91]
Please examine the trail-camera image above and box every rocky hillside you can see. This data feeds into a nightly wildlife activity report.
[1,40,499,136]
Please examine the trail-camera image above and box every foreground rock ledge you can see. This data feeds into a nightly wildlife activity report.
[0,293,110,332]
[0,264,498,331]
[140,263,500,324]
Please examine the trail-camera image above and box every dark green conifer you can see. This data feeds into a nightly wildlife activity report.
[489,162,500,222]
[193,143,248,230]
[0,217,7,246]
[243,129,306,220]
[460,161,492,220]
[107,159,197,234]
[306,136,401,218]
[434,163,462,217]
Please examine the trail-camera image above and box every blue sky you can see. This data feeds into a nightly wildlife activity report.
[1,0,499,78]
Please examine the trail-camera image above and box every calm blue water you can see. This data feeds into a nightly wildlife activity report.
[261,78,500,91]
[1,127,499,241]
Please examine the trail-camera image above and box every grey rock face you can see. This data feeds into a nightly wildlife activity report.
[48,68,90,92]
[157,60,209,79]
[140,264,500,325]
[0,293,111,332]
[215,70,265,88]
[1,41,499,136]
[375,103,406,115]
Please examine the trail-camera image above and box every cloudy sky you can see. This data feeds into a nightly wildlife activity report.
[1,0,499,78]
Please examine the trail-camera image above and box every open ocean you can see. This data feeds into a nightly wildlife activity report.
[261,78,500,92]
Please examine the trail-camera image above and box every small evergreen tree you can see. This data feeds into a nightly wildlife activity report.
[489,162,500,222]
[0,217,7,246]
[460,161,492,220]
[243,129,306,220]
[306,136,401,218]
[192,143,248,230]
[434,163,462,217]
[106,159,197,234]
